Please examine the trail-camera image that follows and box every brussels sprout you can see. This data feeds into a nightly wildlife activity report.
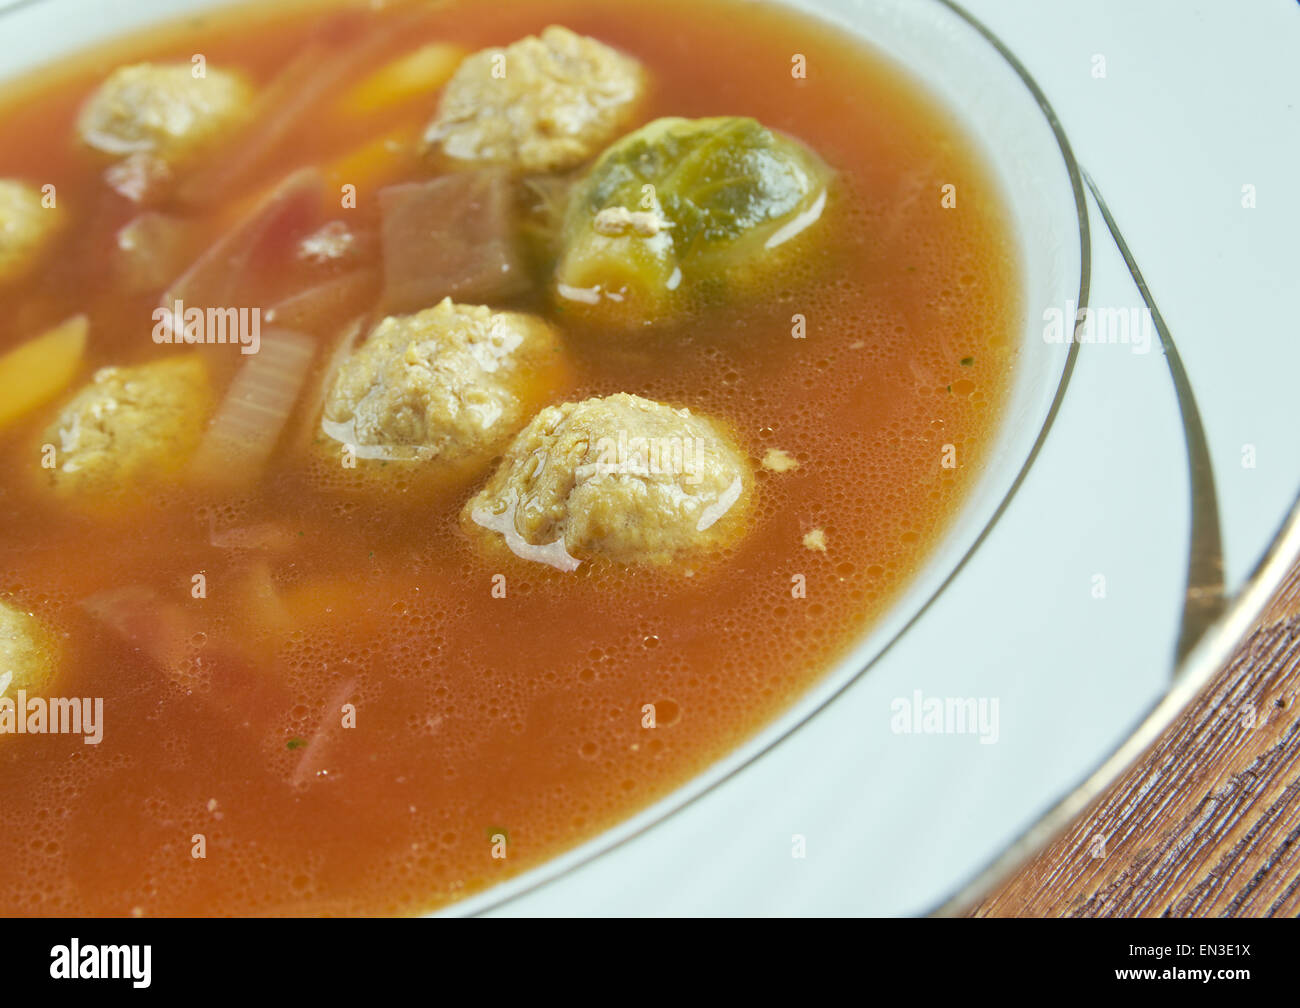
[554,116,832,327]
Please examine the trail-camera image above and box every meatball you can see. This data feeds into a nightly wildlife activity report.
[321,298,568,473]
[0,599,57,696]
[42,355,212,499]
[464,392,751,568]
[423,25,645,173]
[0,179,61,287]
[77,63,254,167]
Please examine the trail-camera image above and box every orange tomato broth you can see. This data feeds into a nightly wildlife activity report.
[0,0,1019,914]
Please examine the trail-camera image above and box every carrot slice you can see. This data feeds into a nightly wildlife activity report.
[0,315,88,431]
[323,125,419,198]
[338,42,465,116]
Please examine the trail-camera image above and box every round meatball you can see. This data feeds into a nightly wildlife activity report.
[321,298,568,473]
[0,599,57,696]
[77,63,254,167]
[42,355,212,500]
[0,179,61,287]
[464,392,752,568]
[423,25,645,173]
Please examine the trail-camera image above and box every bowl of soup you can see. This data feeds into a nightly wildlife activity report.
[0,0,1084,914]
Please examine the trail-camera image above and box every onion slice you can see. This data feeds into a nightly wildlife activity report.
[265,269,379,336]
[289,677,358,789]
[81,585,204,692]
[162,168,324,317]
[209,519,300,552]
[190,328,317,492]
[82,583,291,732]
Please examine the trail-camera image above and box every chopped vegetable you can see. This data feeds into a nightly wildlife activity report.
[189,328,316,492]
[228,558,294,662]
[289,677,357,788]
[82,582,291,735]
[164,167,325,320]
[377,171,529,315]
[0,315,87,432]
[209,520,301,552]
[266,269,380,335]
[114,213,198,293]
[81,585,204,692]
[339,42,466,116]
[178,8,429,205]
[555,116,832,328]
[324,125,420,199]
[519,173,577,264]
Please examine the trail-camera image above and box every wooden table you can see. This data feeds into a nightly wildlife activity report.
[969,555,1300,917]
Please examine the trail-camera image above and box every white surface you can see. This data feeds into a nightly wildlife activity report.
[963,0,1300,595]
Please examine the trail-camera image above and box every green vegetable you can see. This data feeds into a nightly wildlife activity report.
[554,116,833,327]
[960,356,974,367]
[287,738,306,750]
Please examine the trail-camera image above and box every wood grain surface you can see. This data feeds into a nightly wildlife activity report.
[971,563,1300,917]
